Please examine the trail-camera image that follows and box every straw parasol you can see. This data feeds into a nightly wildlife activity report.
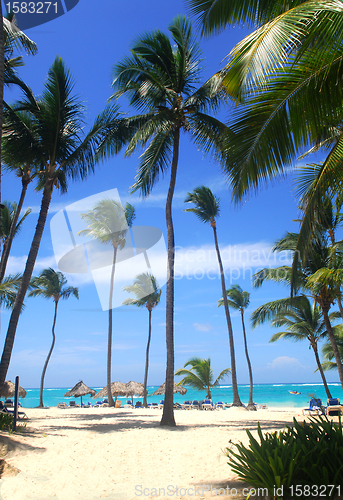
[125,381,145,397]
[152,382,187,396]
[0,380,27,399]
[93,381,127,402]
[64,381,96,407]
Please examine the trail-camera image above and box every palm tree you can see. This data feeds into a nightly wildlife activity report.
[252,295,338,399]
[0,274,22,309]
[184,185,242,406]
[98,16,227,425]
[175,357,230,400]
[0,57,105,390]
[0,200,31,282]
[321,326,343,373]
[218,284,255,410]
[253,230,343,389]
[123,273,161,407]
[28,268,78,407]
[187,0,343,271]
[79,200,135,407]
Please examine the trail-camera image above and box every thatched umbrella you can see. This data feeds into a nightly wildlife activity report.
[0,380,27,399]
[152,382,187,396]
[64,381,96,407]
[125,381,145,397]
[93,381,127,402]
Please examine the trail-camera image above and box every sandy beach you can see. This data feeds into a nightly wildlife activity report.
[0,406,306,500]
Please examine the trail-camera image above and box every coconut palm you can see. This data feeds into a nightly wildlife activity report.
[218,284,255,409]
[0,200,31,282]
[123,273,161,407]
[184,186,242,406]
[175,357,230,400]
[28,268,78,408]
[252,295,338,399]
[253,230,343,389]
[79,200,135,407]
[98,16,227,425]
[0,274,22,309]
[0,57,105,389]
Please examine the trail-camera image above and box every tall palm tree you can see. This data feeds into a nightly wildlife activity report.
[253,230,343,389]
[184,185,242,406]
[218,284,255,410]
[0,274,22,309]
[0,57,105,390]
[321,326,343,373]
[0,200,31,282]
[79,200,135,407]
[123,273,161,407]
[175,357,230,400]
[28,268,78,408]
[252,295,338,399]
[98,16,227,425]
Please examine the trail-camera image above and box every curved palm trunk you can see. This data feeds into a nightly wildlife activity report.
[0,187,52,388]
[143,308,152,408]
[0,178,30,283]
[311,341,332,399]
[241,310,255,410]
[322,306,343,389]
[39,300,58,407]
[212,223,242,406]
[337,297,343,323]
[107,246,118,407]
[160,127,180,427]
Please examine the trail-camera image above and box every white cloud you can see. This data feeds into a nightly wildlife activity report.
[193,323,213,332]
[267,356,306,370]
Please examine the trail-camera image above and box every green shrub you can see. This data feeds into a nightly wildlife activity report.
[226,416,343,499]
[0,412,13,432]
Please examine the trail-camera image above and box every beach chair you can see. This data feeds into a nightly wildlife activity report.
[326,398,342,417]
[148,402,159,409]
[114,400,121,408]
[191,400,201,409]
[215,401,225,409]
[181,400,192,410]
[57,402,68,409]
[68,401,80,408]
[4,399,13,408]
[0,401,28,419]
[158,400,164,409]
[302,398,322,416]
[173,402,182,409]
[202,399,214,410]
[134,401,143,408]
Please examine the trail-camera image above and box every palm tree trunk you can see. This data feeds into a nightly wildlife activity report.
[39,300,58,407]
[311,341,332,399]
[337,297,343,323]
[107,246,117,407]
[0,179,29,283]
[322,306,343,389]
[143,308,152,408]
[241,310,255,410]
[160,127,180,427]
[0,1,4,208]
[212,224,242,406]
[0,187,52,388]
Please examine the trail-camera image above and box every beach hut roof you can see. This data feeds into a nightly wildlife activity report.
[125,381,145,397]
[64,381,96,399]
[152,382,187,396]
[93,381,127,399]
[0,380,27,399]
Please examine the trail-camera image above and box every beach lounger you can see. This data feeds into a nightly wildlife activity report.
[173,402,182,409]
[0,401,28,419]
[57,402,68,409]
[326,398,342,417]
[182,400,192,410]
[148,402,159,409]
[124,400,133,408]
[68,401,80,408]
[4,399,13,408]
[191,400,201,409]
[215,401,225,409]
[158,400,164,409]
[302,398,322,416]
[202,399,214,410]
[134,401,143,408]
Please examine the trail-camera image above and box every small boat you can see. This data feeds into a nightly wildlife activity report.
[289,391,301,395]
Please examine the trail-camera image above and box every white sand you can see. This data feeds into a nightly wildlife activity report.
[0,406,304,500]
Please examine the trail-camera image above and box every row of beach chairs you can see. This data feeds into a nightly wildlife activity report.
[302,397,342,417]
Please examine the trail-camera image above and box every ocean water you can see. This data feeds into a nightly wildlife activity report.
[17,383,343,408]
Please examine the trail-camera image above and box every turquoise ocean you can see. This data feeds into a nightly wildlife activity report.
[17,383,343,408]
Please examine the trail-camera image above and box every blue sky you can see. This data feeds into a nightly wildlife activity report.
[1,0,340,390]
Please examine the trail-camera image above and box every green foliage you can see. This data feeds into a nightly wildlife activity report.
[0,412,14,432]
[226,417,343,499]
